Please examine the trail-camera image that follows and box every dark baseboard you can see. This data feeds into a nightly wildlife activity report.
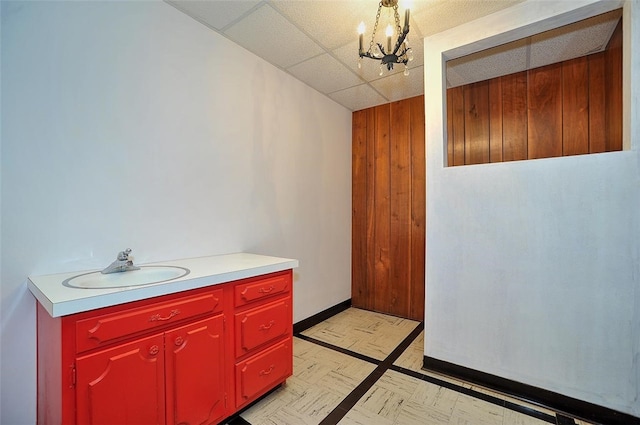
[423,356,640,425]
[293,299,351,334]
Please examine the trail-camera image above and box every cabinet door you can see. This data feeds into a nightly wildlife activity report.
[165,315,226,425]
[76,333,165,425]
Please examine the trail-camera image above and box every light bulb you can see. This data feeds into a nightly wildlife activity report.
[404,65,410,76]
[379,64,384,76]
[408,48,414,61]
[385,24,393,38]
[358,21,366,35]
[400,0,413,10]
[358,58,362,69]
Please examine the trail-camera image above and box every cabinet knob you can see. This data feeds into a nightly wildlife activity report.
[174,336,184,346]
[149,345,160,356]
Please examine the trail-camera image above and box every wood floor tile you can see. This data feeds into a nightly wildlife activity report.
[408,378,460,416]
[301,308,418,360]
[396,400,454,425]
[339,370,461,425]
[449,393,504,425]
[337,405,395,425]
[503,409,554,425]
[470,385,557,417]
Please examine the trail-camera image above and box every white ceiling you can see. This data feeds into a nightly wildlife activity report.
[165,0,621,111]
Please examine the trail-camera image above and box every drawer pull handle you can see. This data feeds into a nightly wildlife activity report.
[149,309,181,322]
[259,321,275,331]
[149,345,160,356]
[259,365,275,376]
[258,286,275,294]
[174,336,184,346]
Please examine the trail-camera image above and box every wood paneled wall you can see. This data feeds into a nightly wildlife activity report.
[352,95,425,321]
[447,20,622,166]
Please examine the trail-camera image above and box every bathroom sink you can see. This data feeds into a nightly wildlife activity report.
[62,266,190,289]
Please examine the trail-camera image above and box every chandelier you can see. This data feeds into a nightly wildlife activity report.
[358,0,413,76]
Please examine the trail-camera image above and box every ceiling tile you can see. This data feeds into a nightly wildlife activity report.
[271,0,371,50]
[166,0,261,31]
[329,84,389,112]
[369,66,424,102]
[223,3,324,69]
[529,9,621,68]
[287,53,364,95]
[412,0,524,37]
[446,38,528,87]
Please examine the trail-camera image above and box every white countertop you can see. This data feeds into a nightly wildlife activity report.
[28,253,299,318]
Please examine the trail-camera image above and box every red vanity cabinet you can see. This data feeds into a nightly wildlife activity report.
[36,269,293,425]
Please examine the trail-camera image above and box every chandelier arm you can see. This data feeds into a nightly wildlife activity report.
[392,29,409,56]
[360,50,384,61]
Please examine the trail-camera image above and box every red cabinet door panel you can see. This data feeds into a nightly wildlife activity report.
[76,290,223,353]
[235,299,290,356]
[235,340,292,408]
[165,315,226,425]
[76,333,166,425]
[234,274,290,307]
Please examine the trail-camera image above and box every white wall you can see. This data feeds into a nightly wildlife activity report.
[424,0,639,417]
[0,1,352,423]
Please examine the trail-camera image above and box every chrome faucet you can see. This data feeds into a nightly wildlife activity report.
[101,248,141,274]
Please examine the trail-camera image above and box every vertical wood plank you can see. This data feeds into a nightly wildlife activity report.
[605,19,622,152]
[409,95,425,322]
[351,110,368,310]
[528,63,563,159]
[450,86,465,166]
[562,56,589,156]
[364,108,376,311]
[588,52,607,153]
[489,77,503,162]
[464,81,490,165]
[389,100,412,317]
[373,104,391,315]
[502,72,528,161]
[446,89,454,167]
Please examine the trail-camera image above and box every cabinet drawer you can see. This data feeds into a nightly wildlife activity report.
[76,289,223,353]
[234,273,290,307]
[235,339,292,407]
[235,299,290,356]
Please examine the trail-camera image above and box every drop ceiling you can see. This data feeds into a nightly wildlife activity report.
[166,1,621,111]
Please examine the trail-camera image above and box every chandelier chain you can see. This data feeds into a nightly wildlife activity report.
[368,1,383,54]
[394,4,402,47]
